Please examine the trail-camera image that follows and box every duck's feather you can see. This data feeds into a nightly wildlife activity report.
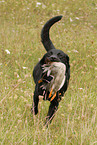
[39,62,66,101]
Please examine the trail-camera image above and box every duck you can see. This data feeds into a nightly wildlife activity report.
[38,62,66,101]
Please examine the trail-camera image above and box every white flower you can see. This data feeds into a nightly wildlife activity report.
[70,17,73,22]
[78,88,83,90]
[67,51,71,53]
[36,2,41,7]
[5,49,10,54]
[72,49,79,53]
[75,17,79,20]
[17,74,19,78]
[23,67,27,69]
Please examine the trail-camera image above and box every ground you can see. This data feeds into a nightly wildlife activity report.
[0,0,97,144]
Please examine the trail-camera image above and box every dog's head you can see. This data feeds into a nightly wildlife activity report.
[41,49,70,69]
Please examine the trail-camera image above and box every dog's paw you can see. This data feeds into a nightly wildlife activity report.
[31,107,38,115]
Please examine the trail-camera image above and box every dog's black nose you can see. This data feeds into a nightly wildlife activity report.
[51,57,57,61]
[50,55,60,62]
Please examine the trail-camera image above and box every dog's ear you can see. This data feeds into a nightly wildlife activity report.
[60,54,70,67]
[40,55,46,65]
[40,51,53,65]
[66,55,69,62]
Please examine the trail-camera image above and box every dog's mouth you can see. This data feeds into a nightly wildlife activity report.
[45,57,51,64]
[45,55,60,64]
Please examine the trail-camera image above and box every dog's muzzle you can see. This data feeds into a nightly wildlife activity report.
[45,55,60,64]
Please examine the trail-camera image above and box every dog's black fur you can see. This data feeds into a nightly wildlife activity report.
[32,16,70,125]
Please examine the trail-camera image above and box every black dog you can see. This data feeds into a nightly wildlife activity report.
[32,15,70,125]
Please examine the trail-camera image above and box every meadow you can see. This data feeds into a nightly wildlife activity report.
[0,0,97,144]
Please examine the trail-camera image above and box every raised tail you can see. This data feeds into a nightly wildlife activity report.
[41,15,63,52]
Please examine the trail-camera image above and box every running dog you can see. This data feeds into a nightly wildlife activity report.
[32,15,70,126]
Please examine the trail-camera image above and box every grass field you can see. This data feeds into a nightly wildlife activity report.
[0,0,97,144]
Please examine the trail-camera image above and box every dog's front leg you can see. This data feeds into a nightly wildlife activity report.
[45,99,59,126]
[31,85,39,115]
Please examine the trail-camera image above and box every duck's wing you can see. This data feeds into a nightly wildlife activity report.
[38,70,54,84]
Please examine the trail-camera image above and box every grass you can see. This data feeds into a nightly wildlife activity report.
[0,0,97,144]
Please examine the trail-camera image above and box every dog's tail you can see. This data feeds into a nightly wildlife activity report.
[41,15,63,52]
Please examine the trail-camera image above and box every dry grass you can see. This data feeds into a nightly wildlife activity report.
[0,0,97,144]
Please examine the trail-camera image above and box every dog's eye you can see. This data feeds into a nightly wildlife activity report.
[57,53,63,58]
[47,51,53,57]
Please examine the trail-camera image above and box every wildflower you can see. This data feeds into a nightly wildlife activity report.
[75,17,79,20]
[23,66,27,69]
[70,17,73,22]
[5,49,10,54]
[36,2,41,7]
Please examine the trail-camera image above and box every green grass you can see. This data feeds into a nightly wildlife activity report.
[0,0,97,144]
